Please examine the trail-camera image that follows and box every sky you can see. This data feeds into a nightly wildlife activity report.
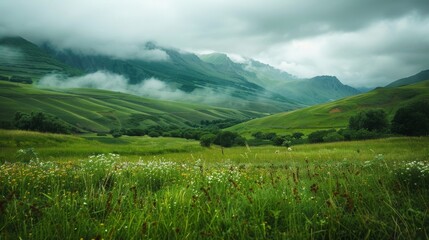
[0,0,428,87]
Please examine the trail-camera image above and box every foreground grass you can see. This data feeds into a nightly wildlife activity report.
[0,131,428,239]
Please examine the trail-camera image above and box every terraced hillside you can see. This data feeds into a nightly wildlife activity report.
[229,80,429,136]
[0,81,265,132]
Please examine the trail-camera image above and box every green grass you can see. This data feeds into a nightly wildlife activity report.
[229,80,429,137]
[0,81,265,132]
[0,130,428,239]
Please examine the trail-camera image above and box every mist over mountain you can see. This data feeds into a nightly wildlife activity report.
[40,41,360,109]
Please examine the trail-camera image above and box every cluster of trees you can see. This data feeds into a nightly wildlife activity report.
[391,101,429,136]
[251,131,305,147]
[109,125,247,148]
[13,112,75,134]
[200,131,246,148]
[306,101,429,143]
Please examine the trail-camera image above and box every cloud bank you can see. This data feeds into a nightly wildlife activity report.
[1,0,429,87]
[38,71,231,105]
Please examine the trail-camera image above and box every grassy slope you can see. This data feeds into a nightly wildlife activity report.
[0,81,265,132]
[0,37,81,79]
[229,80,429,136]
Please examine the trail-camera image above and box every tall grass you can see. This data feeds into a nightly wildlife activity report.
[0,131,428,239]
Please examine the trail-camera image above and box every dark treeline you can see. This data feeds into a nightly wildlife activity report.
[110,119,248,148]
[12,112,76,134]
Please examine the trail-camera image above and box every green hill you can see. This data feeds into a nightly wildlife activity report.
[0,37,81,80]
[229,80,429,136]
[385,69,429,88]
[0,81,265,132]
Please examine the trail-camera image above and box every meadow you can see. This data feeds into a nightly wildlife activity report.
[0,130,428,239]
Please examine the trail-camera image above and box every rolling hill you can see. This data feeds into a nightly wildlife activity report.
[228,79,429,136]
[0,80,265,132]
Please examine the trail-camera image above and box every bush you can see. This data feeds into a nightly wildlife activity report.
[323,132,345,142]
[338,128,381,141]
[200,134,216,147]
[148,131,161,138]
[234,135,247,146]
[111,129,123,138]
[213,131,237,148]
[391,101,429,136]
[308,129,336,143]
[292,132,304,139]
[349,109,389,132]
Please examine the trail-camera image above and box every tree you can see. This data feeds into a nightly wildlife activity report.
[213,131,242,148]
[323,132,345,142]
[111,129,123,138]
[349,109,388,132]
[292,132,304,139]
[308,129,336,143]
[391,101,429,136]
[13,112,72,134]
[200,134,216,147]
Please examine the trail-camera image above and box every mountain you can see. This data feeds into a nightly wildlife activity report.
[279,76,361,105]
[1,37,360,114]
[42,44,300,113]
[0,37,81,79]
[386,69,429,88]
[228,77,429,136]
[200,53,360,105]
[0,80,265,132]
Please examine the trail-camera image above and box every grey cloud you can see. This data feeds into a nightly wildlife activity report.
[1,0,429,87]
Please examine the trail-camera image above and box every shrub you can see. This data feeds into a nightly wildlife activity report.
[148,131,161,138]
[111,129,123,138]
[323,132,345,142]
[391,101,429,136]
[308,129,336,143]
[349,109,389,132]
[214,131,237,148]
[292,132,304,139]
[200,134,216,147]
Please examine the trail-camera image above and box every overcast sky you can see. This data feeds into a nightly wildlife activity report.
[1,0,428,87]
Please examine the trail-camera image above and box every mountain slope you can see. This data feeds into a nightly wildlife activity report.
[200,53,360,106]
[0,37,81,79]
[0,81,265,132]
[281,76,361,105]
[42,45,300,113]
[229,79,429,136]
[386,69,429,88]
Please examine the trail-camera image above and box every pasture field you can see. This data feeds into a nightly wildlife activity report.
[229,80,429,137]
[0,130,428,239]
